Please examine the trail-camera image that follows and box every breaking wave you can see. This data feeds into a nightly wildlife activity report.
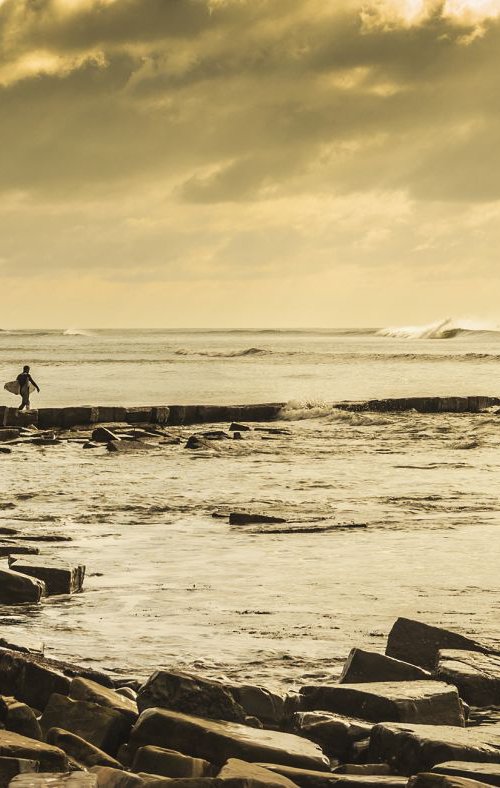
[63,328,94,337]
[174,347,270,358]
[378,318,500,340]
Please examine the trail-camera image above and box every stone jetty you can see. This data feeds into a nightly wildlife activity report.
[0,618,500,786]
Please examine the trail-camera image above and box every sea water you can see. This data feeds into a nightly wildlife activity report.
[1,321,500,687]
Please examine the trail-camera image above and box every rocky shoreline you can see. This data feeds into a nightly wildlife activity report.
[0,618,499,787]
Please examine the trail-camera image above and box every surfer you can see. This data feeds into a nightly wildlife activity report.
[17,366,40,411]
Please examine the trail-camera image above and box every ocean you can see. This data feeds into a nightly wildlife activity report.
[1,319,500,688]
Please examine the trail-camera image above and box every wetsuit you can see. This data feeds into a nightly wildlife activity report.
[17,372,36,410]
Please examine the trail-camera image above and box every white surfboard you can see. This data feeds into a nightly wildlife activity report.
[4,380,36,396]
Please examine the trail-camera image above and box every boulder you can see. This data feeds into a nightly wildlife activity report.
[9,558,85,596]
[0,650,71,710]
[40,694,130,756]
[385,619,492,671]
[46,728,123,770]
[432,763,500,786]
[0,756,39,785]
[128,708,330,770]
[228,686,285,728]
[0,546,39,558]
[0,447,11,455]
[291,712,373,759]
[185,436,218,450]
[340,649,430,684]
[255,764,406,788]
[92,428,120,443]
[90,767,146,787]
[408,774,497,788]
[229,424,252,432]
[30,438,62,446]
[297,682,464,726]
[136,671,246,723]
[0,730,68,772]
[107,441,152,453]
[368,722,500,775]
[0,429,21,442]
[10,775,97,787]
[132,746,212,778]
[435,650,500,706]
[218,759,298,788]
[0,569,45,604]
[333,767,392,776]
[69,678,138,725]
[0,697,42,741]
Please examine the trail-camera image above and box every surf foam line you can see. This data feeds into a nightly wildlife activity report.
[378,318,500,340]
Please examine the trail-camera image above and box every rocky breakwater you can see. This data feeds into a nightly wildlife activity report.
[336,398,500,414]
[1,617,500,787]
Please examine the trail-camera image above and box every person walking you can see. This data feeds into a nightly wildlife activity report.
[17,366,40,411]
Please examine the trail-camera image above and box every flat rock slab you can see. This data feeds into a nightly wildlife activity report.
[132,745,211,779]
[219,759,298,788]
[129,708,330,770]
[432,764,500,787]
[386,619,495,671]
[368,723,500,775]
[297,681,464,726]
[340,649,430,684]
[436,651,500,707]
[9,558,85,596]
[40,694,130,757]
[257,765,407,788]
[0,756,39,783]
[291,711,373,759]
[69,677,138,725]
[0,569,45,604]
[10,774,97,787]
[409,774,497,788]
[46,728,123,770]
[0,730,68,772]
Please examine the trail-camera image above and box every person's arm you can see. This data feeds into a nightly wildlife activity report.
[28,375,40,392]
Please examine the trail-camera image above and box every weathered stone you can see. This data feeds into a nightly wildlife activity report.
[386,619,492,671]
[124,408,154,424]
[137,671,246,723]
[435,651,500,707]
[297,682,464,726]
[132,746,212,778]
[30,438,62,447]
[90,767,146,787]
[92,428,120,443]
[95,408,128,424]
[0,447,11,454]
[228,686,285,727]
[0,697,42,741]
[291,712,373,759]
[3,410,38,428]
[69,678,138,725]
[0,569,45,604]
[340,649,430,684]
[9,558,85,596]
[10,775,97,787]
[185,436,219,450]
[432,763,500,786]
[0,650,71,710]
[333,766,392,776]
[229,513,286,526]
[0,546,39,558]
[0,756,38,785]
[368,722,500,775]
[107,440,152,453]
[256,764,406,788]
[129,709,330,770]
[116,688,137,703]
[229,424,252,432]
[219,759,298,788]
[0,730,68,772]
[408,773,497,788]
[0,429,21,442]
[40,694,130,756]
[46,728,123,770]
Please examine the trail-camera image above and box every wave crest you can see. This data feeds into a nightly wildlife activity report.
[377,318,500,340]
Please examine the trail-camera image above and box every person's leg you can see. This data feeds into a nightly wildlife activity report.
[19,386,30,411]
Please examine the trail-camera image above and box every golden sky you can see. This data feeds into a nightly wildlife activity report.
[1,0,500,327]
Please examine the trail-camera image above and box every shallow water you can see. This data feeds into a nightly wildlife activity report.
[2,399,500,688]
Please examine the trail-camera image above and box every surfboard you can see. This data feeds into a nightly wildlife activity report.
[4,380,36,396]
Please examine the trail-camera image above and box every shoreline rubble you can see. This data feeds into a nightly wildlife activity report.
[0,619,499,786]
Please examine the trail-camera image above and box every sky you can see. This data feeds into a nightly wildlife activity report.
[1,0,500,328]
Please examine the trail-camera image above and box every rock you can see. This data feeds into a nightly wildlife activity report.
[229,513,286,526]
[0,569,45,604]
[90,766,146,787]
[201,432,231,441]
[8,558,85,596]
[10,775,97,787]
[83,442,100,449]
[229,424,252,432]
[69,678,138,725]
[408,774,497,788]
[0,756,39,785]
[0,697,42,741]
[297,681,464,726]
[132,746,212,778]
[40,694,130,756]
[107,440,152,453]
[0,650,71,710]
[128,709,330,770]
[0,730,68,772]
[255,764,406,788]
[0,429,21,442]
[0,546,39,558]
[30,438,62,447]
[0,447,11,454]
[3,410,38,428]
[340,649,431,684]
[92,428,120,443]
[124,408,154,424]
[136,671,246,723]
[368,722,500,775]
[219,759,298,787]
[116,688,137,703]
[333,766,393,776]
[228,686,285,728]
[432,763,500,786]
[46,728,123,770]
[291,712,373,759]
[385,619,492,671]
[185,436,219,450]
[435,650,500,706]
